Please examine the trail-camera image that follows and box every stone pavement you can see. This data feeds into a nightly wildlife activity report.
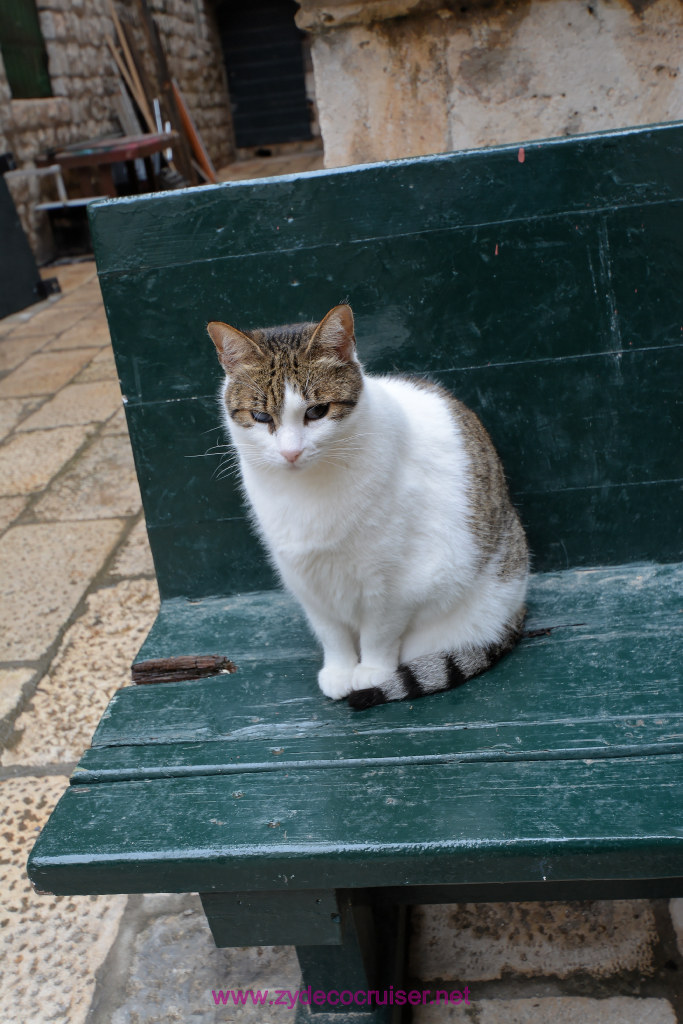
[1,260,682,1023]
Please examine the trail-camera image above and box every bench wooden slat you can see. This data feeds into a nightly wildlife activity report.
[99,192,683,597]
[90,123,683,276]
[28,754,683,897]
[76,708,683,783]
[126,345,683,516]
[67,561,683,778]
[104,203,683,408]
[121,334,683,597]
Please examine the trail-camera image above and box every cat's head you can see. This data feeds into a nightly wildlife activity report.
[208,304,363,471]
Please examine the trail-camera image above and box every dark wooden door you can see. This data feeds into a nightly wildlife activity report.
[215,0,312,148]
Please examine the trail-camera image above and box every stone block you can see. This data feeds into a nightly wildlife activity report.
[0,348,99,397]
[0,774,127,1024]
[45,45,69,77]
[0,495,27,533]
[104,896,301,1024]
[0,424,94,494]
[0,518,125,661]
[410,901,659,982]
[73,348,118,383]
[32,431,142,521]
[0,396,43,440]
[305,0,683,167]
[2,578,158,765]
[101,406,128,435]
[414,996,677,1024]
[48,312,110,349]
[0,334,47,374]
[110,518,156,578]
[0,667,33,721]
[17,381,121,430]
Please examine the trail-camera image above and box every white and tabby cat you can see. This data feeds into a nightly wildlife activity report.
[208,304,528,709]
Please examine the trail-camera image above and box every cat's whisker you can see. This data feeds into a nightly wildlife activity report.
[215,463,241,482]
[188,444,235,459]
[212,449,242,480]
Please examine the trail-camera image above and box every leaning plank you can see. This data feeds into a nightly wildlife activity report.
[172,79,216,183]
[107,0,155,132]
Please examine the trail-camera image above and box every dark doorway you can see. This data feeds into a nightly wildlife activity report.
[215,0,313,149]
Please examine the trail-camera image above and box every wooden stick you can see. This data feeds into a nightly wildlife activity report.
[107,0,155,133]
[132,655,237,685]
[172,78,216,184]
[106,36,155,133]
[191,157,211,183]
[121,18,158,134]
[114,81,143,136]
[133,0,197,185]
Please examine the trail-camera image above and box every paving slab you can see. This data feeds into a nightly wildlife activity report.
[409,901,659,981]
[50,288,102,314]
[0,667,34,720]
[20,303,90,336]
[0,333,49,374]
[2,579,159,765]
[32,432,141,522]
[74,349,119,384]
[97,895,300,1024]
[0,495,27,533]
[414,995,677,1023]
[0,425,94,495]
[0,348,99,398]
[0,397,43,440]
[69,283,103,308]
[101,406,128,434]
[44,261,97,293]
[0,519,126,661]
[47,314,111,350]
[0,298,53,329]
[17,381,122,431]
[110,518,156,578]
[0,774,127,1024]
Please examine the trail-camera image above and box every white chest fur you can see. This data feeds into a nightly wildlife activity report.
[230,376,478,631]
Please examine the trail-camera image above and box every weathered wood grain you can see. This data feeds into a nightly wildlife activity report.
[29,755,683,896]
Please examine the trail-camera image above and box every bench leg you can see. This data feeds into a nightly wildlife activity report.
[199,889,407,1021]
[295,897,407,1022]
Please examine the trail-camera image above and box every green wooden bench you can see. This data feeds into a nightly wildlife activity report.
[29,122,683,1020]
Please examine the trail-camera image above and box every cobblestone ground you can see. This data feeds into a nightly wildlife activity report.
[0,260,682,1023]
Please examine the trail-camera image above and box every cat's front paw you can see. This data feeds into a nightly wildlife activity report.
[318,666,354,700]
[351,664,394,692]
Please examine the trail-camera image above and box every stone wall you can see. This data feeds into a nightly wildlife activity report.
[0,0,234,262]
[296,0,683,167]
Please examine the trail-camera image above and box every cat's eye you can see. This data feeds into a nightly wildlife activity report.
[251,410,273,424]
[305,403,330,422]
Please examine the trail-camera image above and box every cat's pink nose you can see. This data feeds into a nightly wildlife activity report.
[281,448,302,464]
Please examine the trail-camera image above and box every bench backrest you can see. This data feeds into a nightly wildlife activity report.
[90,123,683,601]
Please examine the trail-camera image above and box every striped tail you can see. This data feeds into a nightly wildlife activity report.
[347,614,525,711]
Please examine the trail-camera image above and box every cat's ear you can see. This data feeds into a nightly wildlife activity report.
[307,304,356,362]
[207,321,261,373]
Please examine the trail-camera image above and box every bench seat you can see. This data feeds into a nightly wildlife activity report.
[29,560,683,901]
